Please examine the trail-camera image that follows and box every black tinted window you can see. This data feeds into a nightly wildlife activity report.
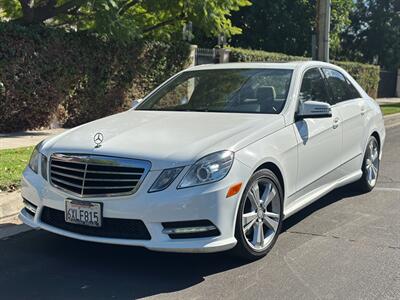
[299,68,331,104]
[322,68,360,103]
[346,78,362,99]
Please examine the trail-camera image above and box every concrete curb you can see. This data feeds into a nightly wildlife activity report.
[0,214,31,240]
[0,191,23,221]
[0,191,31,240]
[0,191,32,240]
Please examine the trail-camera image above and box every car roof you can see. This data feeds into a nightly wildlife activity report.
[187,61,340,71]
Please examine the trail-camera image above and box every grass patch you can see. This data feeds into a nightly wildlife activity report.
[381,103,400,116]
[0,146,33,192]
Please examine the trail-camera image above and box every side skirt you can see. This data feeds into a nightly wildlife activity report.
[283,155,362,219]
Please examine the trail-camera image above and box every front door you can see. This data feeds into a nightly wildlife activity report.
[322,68,365,167]
[292,67,343,198]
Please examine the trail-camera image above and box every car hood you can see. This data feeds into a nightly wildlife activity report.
[43,110,284,170]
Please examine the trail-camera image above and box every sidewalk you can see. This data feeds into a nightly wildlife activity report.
[377,97,400,104]
[0,128,66,150]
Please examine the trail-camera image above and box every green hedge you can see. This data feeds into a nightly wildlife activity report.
[229,47,309,63]
[0,23,190,132]
[229,47,380,98]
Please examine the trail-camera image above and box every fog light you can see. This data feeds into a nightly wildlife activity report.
[162,225,217,235]
[161,220,220,239]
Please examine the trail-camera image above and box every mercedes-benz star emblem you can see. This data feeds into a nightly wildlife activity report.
[93,132,104,148]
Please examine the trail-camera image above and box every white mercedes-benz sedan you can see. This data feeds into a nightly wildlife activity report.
[20,61,385,259]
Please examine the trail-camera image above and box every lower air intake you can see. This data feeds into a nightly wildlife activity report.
[41,207,151,240]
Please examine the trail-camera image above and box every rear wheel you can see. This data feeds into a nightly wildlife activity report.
[233,169,283,260]
[355,136,380,192]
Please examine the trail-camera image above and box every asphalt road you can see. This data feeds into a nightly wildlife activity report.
[1,126,399,300]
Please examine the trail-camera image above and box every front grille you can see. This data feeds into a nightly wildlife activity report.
[49,154,151,197]
[41,207,151,240]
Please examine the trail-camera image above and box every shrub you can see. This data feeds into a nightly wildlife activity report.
[229,47,309,63]
[0,23,190,132]
[229,47,380,98]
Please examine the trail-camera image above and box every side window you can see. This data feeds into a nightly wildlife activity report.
[322,68,360,104]
[299,68,331,104]
[345,78,362,99]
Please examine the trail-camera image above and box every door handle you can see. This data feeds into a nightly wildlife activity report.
[333,117,340,129]
[361,106,366,116]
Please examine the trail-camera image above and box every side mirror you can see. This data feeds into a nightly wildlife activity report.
[131,98,143,110]
[296,101,332,120]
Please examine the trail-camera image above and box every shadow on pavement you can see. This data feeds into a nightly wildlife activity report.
[0,186,364,299]
[0,228,249,299]
[282,185,364,232]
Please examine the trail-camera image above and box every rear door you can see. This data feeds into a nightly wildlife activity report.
[293,68,343,195]
[322,68,365,168]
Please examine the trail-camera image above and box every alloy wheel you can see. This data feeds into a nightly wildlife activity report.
[241,178,281,251]
[366,139,379,187]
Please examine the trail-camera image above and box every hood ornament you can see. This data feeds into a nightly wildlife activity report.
[93,132,104,148]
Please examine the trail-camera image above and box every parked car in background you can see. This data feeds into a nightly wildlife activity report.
[20,61,385,260]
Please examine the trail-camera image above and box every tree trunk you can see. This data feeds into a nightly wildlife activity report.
[17,0,82,25]
[19,0,35,24]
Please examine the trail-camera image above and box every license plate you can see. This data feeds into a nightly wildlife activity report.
[65,199,102,227]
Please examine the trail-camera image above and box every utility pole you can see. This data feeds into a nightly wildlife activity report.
[316,0,331,62]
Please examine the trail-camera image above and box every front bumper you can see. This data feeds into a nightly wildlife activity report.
[19,160,251,253]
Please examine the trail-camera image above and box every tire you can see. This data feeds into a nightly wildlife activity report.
[354,136,380,193]
[233,169,284,260]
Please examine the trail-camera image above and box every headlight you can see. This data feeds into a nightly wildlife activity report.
[41,154,48,180]
[148,167,184,193]
[178,151,234,189]
[28,141,46,176]
[28,144,41,173]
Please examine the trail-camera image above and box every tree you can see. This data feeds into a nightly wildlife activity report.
[229,0,353,57]
[0,0,251,41]
[340,0,400,70]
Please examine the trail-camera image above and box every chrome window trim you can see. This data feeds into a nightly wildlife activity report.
[49,153,151,198]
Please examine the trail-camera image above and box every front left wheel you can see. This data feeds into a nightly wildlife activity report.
[233,169,283,260]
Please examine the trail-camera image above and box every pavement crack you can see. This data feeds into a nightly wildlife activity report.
[285,230,400,251]
[285,230,330,239]
[283,255,323,299]
[388,246,400,250]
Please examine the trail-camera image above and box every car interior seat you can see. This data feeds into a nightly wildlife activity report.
[257,86,279,113]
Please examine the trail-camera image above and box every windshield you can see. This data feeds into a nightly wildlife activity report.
[136,68,293,114]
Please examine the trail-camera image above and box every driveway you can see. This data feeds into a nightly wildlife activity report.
[0,125,399,299]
